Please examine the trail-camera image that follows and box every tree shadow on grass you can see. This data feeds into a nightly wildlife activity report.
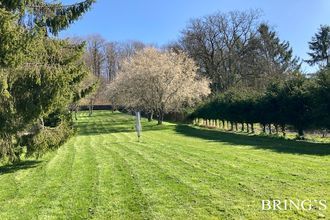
[175,125,330,156]
[0,160,42,175]
[76,120,175,136]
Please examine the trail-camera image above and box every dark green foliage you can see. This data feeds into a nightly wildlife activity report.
[0,9,26,67]
[22,121,74,158]
[44,109,66,127]
[312,68,330,129]
[242,24,300,90]
[43,0,95,35]
[257,24,299,71]
[280,75,315,137]
[0,1,95,163]
[192,73,329,138]
[305,25,330,66]
[79,81,98,100]
[0,0,95,35]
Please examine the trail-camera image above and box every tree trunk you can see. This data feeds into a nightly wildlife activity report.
[275,124,279,134]
[222,120,225,129]
[251,123,254,133]
[321,129,327,138]
[241,123,244,131]
[281,124,286,137]
[157,111,164,125]
[235,122,238,131]
[268,124,272,134]
[262,124,266,133]
[230,122,233,131]
[148,111,153,122]
[74,108,78,120]
[298,128,304,139]
[247,123,250,133]
[39,117,44,129]
[89,98,94,116]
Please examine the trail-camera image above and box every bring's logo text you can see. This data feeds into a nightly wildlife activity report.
[261,199,327,211]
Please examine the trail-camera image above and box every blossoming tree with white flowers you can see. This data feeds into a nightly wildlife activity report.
[108,47,210,124]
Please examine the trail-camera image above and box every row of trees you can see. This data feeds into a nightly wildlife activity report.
[179,12,329,138]
[191,68,329,138]
[0,0,95,163]
[76,36,153,112]
[100,11,328,131]
[80,10,297,105]
[87,10,302,121]
[169,10,300,93]
[83,36,148,81]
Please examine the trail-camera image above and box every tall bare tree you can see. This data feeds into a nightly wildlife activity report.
[86,35,106,78]
[179,10,261,93]
[105,42,118,82]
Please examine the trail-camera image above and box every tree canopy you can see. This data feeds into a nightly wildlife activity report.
[0,0,95,163]
[191,71,329,138]
[176,10,300,93]
[305,25,330,67]
[108,47,211,124]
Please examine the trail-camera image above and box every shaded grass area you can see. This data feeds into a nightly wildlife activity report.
[175,125,330,156]
[0,160,42,175]
[0,110,329,219]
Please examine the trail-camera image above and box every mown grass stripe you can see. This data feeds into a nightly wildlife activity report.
[0,110,329,220]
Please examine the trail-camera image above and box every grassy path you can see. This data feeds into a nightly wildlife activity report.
[0,111,329,219]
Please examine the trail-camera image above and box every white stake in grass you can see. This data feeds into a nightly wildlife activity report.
[135,111,142,141]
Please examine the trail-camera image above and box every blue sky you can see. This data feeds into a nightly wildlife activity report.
[60,0,330,73]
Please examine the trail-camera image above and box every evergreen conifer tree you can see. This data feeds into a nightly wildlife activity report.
[0,0,95,163]
[306,25,330,67]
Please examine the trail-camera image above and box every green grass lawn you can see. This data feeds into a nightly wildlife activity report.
[0,111,329,219]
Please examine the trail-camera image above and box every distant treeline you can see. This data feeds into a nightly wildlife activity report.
[191,69,330,138]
